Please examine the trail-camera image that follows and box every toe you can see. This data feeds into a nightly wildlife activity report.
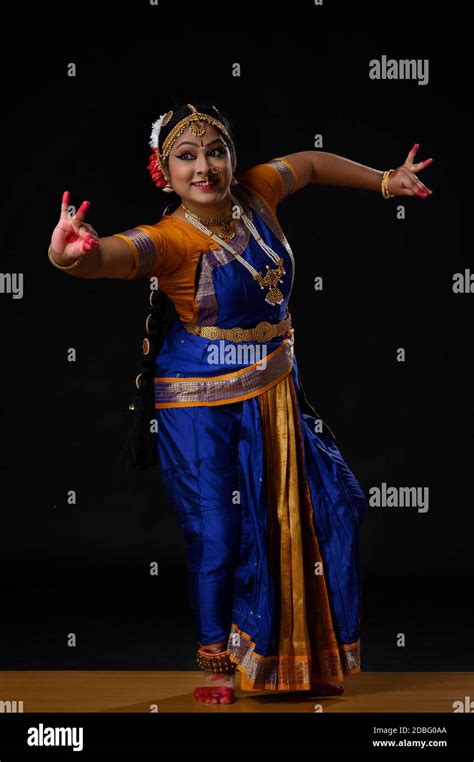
[194,684,236,704]
[218,687,235,703]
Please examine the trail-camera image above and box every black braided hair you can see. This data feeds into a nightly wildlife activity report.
[125,287,173,470]
[125,102,238,470]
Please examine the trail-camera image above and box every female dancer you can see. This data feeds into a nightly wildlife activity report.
[48,103,433,704]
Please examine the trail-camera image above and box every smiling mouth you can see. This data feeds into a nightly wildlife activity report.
[192,179,218,187]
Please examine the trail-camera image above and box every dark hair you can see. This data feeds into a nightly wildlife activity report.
[124,286,173,470]
[124,102,238,470]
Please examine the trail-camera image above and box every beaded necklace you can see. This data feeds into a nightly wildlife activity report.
[181,192,286,306]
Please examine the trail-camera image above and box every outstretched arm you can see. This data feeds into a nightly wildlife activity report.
[48,191,136,279]
[279,145,433,198]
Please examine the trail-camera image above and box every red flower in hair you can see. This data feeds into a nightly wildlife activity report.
[147,149,168,189]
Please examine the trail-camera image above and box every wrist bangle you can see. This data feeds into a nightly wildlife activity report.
[48,245,81,270]
[381,169,395,199]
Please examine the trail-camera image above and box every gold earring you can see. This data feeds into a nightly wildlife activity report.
[162,183,174,193]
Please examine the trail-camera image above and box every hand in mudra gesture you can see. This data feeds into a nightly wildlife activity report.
[387,144,433,198]
[51,190,100,263]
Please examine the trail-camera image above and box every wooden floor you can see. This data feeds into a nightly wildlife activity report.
[1,672,473,712]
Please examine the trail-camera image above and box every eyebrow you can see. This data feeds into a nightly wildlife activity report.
[175,138,225,149]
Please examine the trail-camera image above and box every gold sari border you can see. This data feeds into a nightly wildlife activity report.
[154,332,294,408]
[227,623,361,692]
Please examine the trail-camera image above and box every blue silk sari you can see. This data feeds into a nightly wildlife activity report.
[150,162,368,691]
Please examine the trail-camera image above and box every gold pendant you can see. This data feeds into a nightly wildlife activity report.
[253,259,286,305]
[220,221,236,241]
[265,286,284,305]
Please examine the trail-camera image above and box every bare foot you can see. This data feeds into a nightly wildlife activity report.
[194,671,236,704]
[309,681,345,696]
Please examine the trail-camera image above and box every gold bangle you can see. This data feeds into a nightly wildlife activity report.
[381,169,395,199]
[48,245,81,270]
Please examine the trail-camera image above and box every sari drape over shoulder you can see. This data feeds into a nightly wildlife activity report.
[113,157,368,691]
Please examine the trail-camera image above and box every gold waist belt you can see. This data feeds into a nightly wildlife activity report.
[183,312,292,343]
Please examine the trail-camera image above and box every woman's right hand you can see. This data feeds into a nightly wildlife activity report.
[50,191,100,263]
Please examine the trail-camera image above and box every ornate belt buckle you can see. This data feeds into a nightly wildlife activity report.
[254,320,273,343]
[205,326,220,340]
[229,326,247,342]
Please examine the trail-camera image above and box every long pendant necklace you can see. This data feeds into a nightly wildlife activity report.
[181,193,286,306]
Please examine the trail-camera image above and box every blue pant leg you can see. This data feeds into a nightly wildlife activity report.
[156,403,244,646]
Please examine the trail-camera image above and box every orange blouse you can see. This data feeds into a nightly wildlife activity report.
[112,157,298,323]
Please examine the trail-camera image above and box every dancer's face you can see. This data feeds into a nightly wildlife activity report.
[167,124,233,211]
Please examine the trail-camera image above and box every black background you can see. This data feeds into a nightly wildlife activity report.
[0,2,471,680]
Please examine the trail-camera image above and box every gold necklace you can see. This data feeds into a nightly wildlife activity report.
[183,194,287,306]
[180,202,236,241]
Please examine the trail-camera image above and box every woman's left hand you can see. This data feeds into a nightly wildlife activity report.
[387,144,433,198]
